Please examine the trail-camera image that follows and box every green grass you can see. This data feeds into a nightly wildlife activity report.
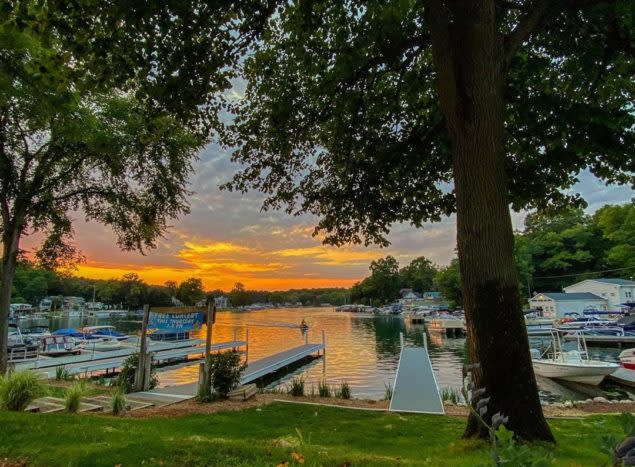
[0,403,622,466]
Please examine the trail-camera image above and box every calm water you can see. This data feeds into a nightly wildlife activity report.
[16,307,634,401]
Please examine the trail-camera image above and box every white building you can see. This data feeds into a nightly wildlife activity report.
[528,292,607,319]
[214,296,229,308]
[563,278,635,309]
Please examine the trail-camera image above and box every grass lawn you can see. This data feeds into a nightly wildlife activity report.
[0,402,623,466]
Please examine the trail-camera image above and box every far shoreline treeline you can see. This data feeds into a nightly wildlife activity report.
[9,202,634,310]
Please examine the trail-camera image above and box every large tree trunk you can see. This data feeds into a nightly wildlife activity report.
[0,225,20,375]
[426,0,554,442]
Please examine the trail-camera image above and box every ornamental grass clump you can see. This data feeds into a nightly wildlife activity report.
[116,353,158,393]
[111,389,127,416]
[289,377,305,397]
[337,381,351,400]
[55,366,72,381]
[318,379,331,398]
[64,381,86,413]
[0,370,46,411]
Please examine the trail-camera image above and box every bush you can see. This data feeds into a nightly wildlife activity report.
[318,380,331,398]
[441,387,461,404]
[209,351,247,399]
[64,381,86,413]
[289,377,305,397]
[337,381,351,400]
[116,353,158,393]
[55,366,72,381]
[111,389,127,416]
[0,371,46,411]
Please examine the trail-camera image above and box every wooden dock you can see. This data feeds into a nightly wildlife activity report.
[14,339,247,378]
[141,343,325,400]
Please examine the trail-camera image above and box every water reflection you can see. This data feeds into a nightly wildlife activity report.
[15,307,635,401]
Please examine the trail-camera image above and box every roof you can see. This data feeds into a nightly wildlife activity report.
[531,292,606,301]
[590,278,635,286]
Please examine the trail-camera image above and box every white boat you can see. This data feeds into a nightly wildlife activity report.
[531,330,618,385]
[40,335,81,356]
[84,338,122,352]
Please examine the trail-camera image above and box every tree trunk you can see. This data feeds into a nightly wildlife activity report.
[426,0,554,442]
[0,225,21,375]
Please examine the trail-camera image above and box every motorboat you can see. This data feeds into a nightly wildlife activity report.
[619,348,635,370]
[148,329,191,341]
[83,337,122,352]
[21,325,52,340]
[8,325,39,361]
[40,335,81,356]
[531,330,618,385]
[81,326,129,341]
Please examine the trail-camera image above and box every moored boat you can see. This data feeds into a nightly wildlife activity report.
[40,335,81,356]
[81,325,129,341]
[531,330,618,385]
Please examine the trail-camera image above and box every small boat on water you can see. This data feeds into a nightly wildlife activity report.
[8,325,39,361]
[562,327,635,345]
[531,330,618,385]
[81,326,129,341]
[606,349,635,387]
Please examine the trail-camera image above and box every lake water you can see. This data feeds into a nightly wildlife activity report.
[16,307,634,402]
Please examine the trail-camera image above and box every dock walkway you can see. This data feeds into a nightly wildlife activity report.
[389,333,444,414]
[141,343,324,400]
[15,339,246,378]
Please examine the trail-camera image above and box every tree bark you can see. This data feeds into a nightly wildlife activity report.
[0,224,21,375]
[426,0,554,442]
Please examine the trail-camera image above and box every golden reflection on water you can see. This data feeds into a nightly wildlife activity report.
[156,307,467,400]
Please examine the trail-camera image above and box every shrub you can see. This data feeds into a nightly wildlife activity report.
[111,389,127,416]
[337,381,351,400]
[0,371,46,411]
[64,381,86,413]
[318,380,331,398]
[209,351,247,399]
[55,366,72,381]
[116,353,158,393]
[289,377,305,397]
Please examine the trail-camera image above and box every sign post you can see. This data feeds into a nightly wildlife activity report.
[135,304,150,392]
[199,301,215,400]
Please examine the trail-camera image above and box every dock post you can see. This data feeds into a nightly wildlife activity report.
[400,332,404,348]
[322,329,326,371]
[135,304,150,392]
[233,327,238,349]
[245,328,249,364]
[423,332,428,352]
[305,329,309,345]
[199,302,214,399]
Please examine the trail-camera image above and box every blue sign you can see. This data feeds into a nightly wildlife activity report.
[148,312,205,331]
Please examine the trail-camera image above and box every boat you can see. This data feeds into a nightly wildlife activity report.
[21,326,52,340]
[81,326,129,341]
[40,335,81,356]
[562,327,635,345]
[84,338,122,352]
[530,330,618,385]
[427,313,466,336]
[148,329,191,341]
[619,348,635,370]
[8,325,39,361]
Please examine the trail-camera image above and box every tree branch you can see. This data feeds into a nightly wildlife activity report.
[503,0,555,65]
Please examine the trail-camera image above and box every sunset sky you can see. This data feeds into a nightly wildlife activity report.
[22,140,634,291]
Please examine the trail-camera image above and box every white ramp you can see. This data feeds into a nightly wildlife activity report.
[389,334,444,414]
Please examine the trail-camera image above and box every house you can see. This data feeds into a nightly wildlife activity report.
[528,292,607,319]
[563,278,635,309]
[214,296,229,308]
[423,291,442,300]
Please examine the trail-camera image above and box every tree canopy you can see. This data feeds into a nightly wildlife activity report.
[223,1,634,246]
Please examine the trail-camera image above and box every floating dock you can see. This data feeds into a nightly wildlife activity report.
[389,332,444,414]
[140,342,325,400]
[14,339,246,378]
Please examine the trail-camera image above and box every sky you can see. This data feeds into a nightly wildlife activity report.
[23,142,634,291]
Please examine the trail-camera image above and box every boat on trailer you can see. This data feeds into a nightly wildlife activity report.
[531,330,618,385]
